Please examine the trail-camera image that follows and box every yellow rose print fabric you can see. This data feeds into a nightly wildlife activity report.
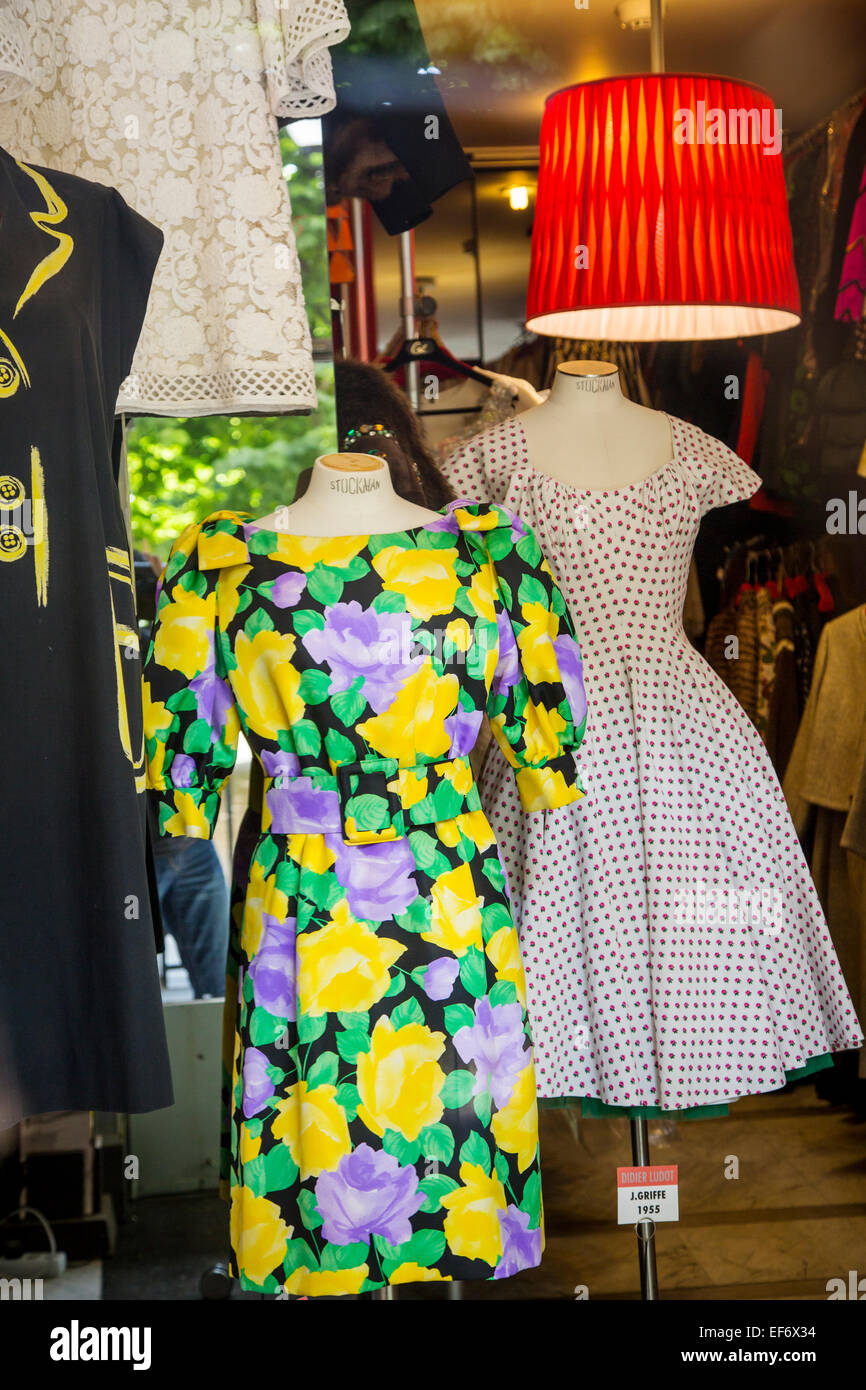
[143,500,587,1295]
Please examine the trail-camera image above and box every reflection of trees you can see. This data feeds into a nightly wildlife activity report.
[128,369,335,558]
[345,0,554,89]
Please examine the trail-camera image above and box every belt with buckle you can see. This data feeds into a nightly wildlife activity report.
[261,753,482,845]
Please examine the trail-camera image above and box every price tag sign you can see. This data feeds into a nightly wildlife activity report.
[616,1165,679,1225]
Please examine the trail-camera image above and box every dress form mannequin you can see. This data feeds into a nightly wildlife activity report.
[256,452,440,536]
[518,360,673,490]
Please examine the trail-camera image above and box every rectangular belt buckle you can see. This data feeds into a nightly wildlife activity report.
[337,757,403,845]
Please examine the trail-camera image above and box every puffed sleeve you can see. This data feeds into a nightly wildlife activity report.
[679,422,761,516]
[142,520,242,839]
[256,0,350,119]
[466,504,587,812]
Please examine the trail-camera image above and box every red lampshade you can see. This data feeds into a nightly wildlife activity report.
[526,74,801,341]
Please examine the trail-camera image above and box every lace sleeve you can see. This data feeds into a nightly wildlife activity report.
[257,0,350,119]
[0,1,32,102]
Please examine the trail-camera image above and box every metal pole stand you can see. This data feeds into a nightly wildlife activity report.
[629,1116,660,1299]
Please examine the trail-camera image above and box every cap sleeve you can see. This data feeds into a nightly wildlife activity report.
[143,514,247,840]
[100,186,163,414]
[456,502,587,813]
[678,421,761,516]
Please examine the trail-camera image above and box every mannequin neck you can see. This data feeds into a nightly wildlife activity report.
[259,453,439,537]
[546,361,626,414]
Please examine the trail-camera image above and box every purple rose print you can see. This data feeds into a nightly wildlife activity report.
[325,834,418,921]
[494,1205,542,1278]
[271,570,307,608]
[491,608,520,697]
[315,1144,424,1245]
[444,705,483,757]
[248,914,297,1020]
[170,752,196,788]
[189,631,234,740]
[453,997,530,1107]
[422,957,460,1002]
[508,511,527,542]
[261,749,300,781]
[242,1046,274,1118]
[300,600,422,713]
[553,633,587,729]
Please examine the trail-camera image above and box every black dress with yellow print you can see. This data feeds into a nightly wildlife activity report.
[0,145,172,1124]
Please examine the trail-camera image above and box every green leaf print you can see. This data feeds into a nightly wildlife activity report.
[382,1129,421,1165]
[244,606,275,638]
[379,1228,447,1274]
[521,1170,542,1226]
[247,528,279,554]
[182,718,212,754]
[298,668,332,704]
[484,527,514,562]
[406,830,439,873]
[249,1007,290,1046]
[489,979,518,1007]
[481,856,506,893]
[336,1028,371,1063]
[440,1069,476,1108]
[341,555,371,582]
[458,947,488,999]
[516,529,543,567]
[371,589,406,614]
[292,718,322,756]
[263,1145,299,1193]
[297,1188,324,1230]
[319,1241,370,1271]
[297,1012,327,1045]
[431,778,464,821]
[255,835,279,876]
[443,1003,475,1035]
[473,1091,493,1125]
[306,1050,339,1088]
[481,902,512,941]
[283,1238,317,1278]
[494,1152,510,1186]
[419,1123,455,1165]
[460,1131,491,1173]
[307,564,344,605]
[394,895,431,933]
[217,626,237,672]
[335,1082,360,1121]
[165,686,197,712]
[325,729,356,765]
[303,868,343,912]
[383,972,405,999]
[292,607,324,636]
[390,997,425,1029]
[179,568,208,598]
[517,573,548,610]
[418,1174,460,1213]
[241,1153,268,1197]
[331,681,367,726]
[347,792,390,831]
[336,1010,368,1031]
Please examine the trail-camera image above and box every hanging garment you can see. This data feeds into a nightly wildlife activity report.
[784,606,866,1077]
[441,414,863,1109]
[754,585,777,741]
[421,371,544,461]
[766,597,800,776]
[0,147,172,1125]
[143,502,587,1295]
[0,0,350,415]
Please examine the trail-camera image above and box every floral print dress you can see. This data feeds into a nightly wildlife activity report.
[143,500,587,1296]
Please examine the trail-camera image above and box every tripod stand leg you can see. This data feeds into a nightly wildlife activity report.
[630,1116,660,1300]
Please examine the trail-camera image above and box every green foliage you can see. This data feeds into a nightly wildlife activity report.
[129,126,335,557]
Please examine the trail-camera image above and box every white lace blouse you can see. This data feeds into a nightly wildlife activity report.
[0,0,350,416]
